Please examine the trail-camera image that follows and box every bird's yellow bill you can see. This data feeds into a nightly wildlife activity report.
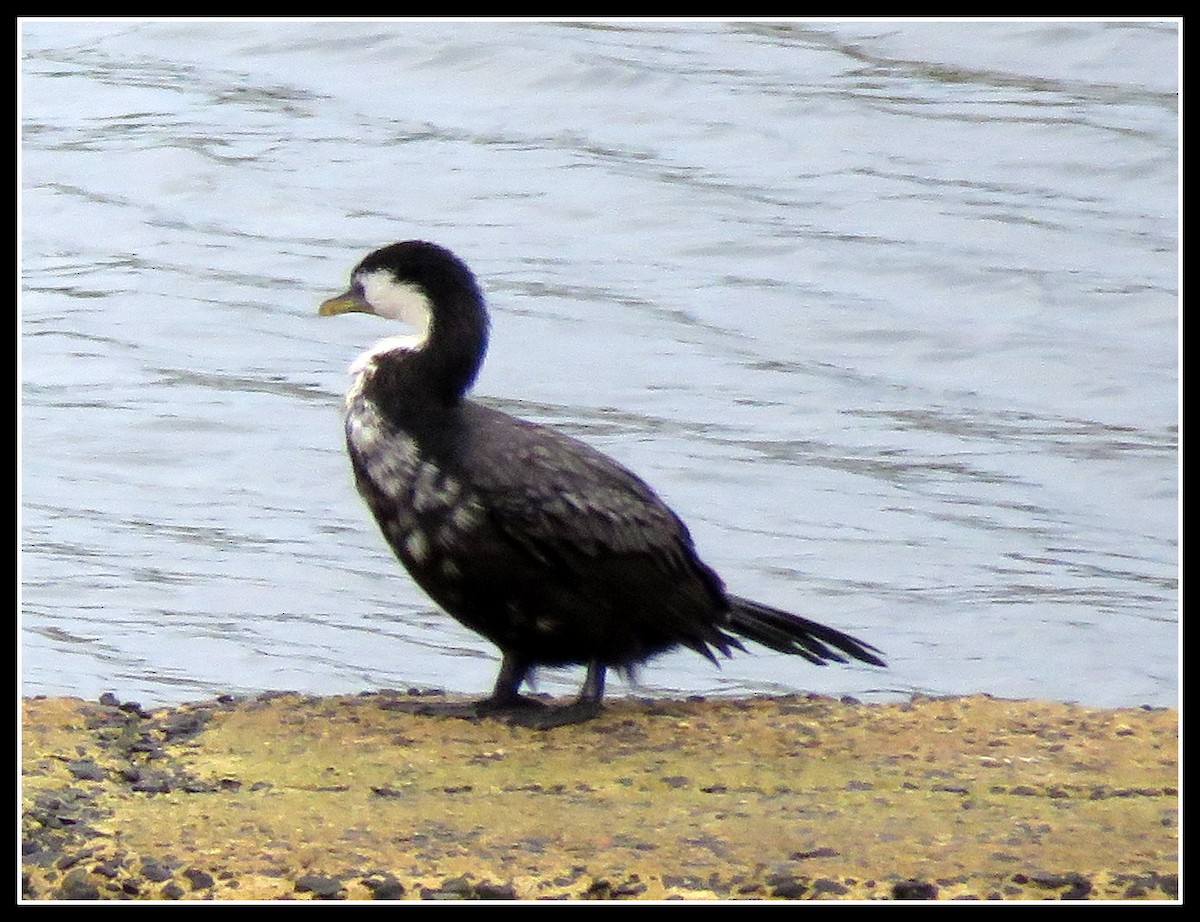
[319,291,374,317]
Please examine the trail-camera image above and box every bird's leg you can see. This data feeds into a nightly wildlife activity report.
[476,652,539,710]
[502,660,607,730]
[378,652,536,718]
[578,660,606,704]
[384,654,606,729]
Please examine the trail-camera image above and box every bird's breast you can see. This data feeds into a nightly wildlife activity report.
[345,391,487,598]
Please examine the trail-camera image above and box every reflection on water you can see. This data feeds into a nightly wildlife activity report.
[20,20,1178,708]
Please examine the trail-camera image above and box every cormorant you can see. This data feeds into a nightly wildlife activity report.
[320,241,884,727]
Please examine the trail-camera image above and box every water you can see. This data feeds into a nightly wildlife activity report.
[19,19,1179,710]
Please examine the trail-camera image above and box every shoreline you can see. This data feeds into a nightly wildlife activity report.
[21,691,1179,901]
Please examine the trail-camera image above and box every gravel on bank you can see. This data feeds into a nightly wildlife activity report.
[21,690,1178,901]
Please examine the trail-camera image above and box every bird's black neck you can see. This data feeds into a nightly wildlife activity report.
[363,284,489,429]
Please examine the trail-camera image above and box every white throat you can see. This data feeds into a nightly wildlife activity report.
[358,269,433,338]
[343,269,437,402]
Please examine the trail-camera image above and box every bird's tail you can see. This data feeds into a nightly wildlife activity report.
[727,596,886,668]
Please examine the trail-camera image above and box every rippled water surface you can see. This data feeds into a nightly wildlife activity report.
[20,20,1179,708]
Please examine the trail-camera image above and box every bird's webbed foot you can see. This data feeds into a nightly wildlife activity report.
[380,657,607,729]
[476,658,606,728]
[485,695,604,729]
[381,689,602,728]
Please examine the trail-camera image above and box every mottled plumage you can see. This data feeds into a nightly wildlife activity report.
[321,241,884,726]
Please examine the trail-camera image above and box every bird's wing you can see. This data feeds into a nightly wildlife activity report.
[417,402,744,661]
[455,404,698,565]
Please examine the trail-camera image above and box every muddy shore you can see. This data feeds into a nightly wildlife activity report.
[21,691,1178,901]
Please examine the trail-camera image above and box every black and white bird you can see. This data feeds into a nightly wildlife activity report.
[320,241,884,727]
